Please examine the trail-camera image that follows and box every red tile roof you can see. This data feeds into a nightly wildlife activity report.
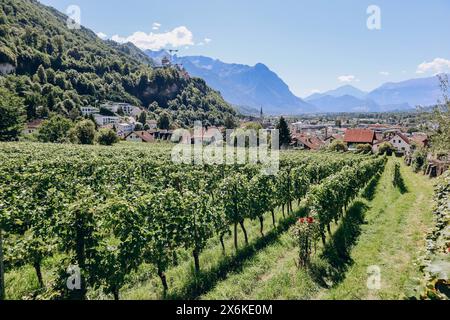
[26,119,43,129]
[395,132,410,144]
[344,129,376,144]
[126,131,155,142]
[410,134,429,148]
[292,134,324,150]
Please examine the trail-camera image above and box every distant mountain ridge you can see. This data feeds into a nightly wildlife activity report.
[146,50,447,114]
[305,75,449,113]
[146,50,315,115]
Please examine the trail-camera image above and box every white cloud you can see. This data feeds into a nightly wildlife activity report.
[96,32,108,40]
[310,89,321,94]
[416,58,450,75]
[379,71,390,76]
[338,75,360,83]
[152,22,161,31]
[111,26,194,50]
[197,42,205,46]
[204,38,212,44]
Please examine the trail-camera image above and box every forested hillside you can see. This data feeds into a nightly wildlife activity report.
[0,0,236,127]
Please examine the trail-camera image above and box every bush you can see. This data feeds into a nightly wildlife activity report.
[70,120,96,145]
[97,129,119,146]
[412,148,427,173]
[38,115,73,143]
[328,140,348,152]
[378,142,395,156]
[356,144,372,154]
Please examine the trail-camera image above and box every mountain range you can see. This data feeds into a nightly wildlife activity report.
[146,50,315,115]
[146,50,447,115]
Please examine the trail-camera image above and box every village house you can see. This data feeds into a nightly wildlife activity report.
[388,132,411,154]
[190,126,223,145]
[125,131,155,143]
[410,134,429,149]
[116,123,134,137]
[324,133,344,145]
[22,119,43,135]
[344,129,376,150]
[80,106,99,116]
[291,134,324,151]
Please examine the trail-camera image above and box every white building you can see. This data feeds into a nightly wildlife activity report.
[101,102,136,115]
[388,133,411,154]
[81,106,99,116]
[117,123,134,136]
[94,115,120,126]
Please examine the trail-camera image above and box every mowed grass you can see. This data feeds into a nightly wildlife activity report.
[323,159,434,300]
[202,158,435,300]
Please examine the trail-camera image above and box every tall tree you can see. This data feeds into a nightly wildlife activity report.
[277,116,291,148]
[138,112,147,125]
[158,112,170,130]
[36,65,47,84]
[0,88,26,141]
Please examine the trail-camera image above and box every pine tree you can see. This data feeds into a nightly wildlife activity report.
[36,65,47,83]
[277,116,291,148]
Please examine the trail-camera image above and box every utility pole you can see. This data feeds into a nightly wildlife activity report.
[0,228,5,300]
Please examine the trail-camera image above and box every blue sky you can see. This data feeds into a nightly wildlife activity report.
[39,0,450,97]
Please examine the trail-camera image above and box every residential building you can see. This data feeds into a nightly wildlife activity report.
[22,119,43,135]
[101,102,136,115]
[116,123,134,136]
[125,131,155,143]
[388,133,411,154]
[410,134,429,149]
[291,134,324,150]
[80,106,99,116]
[94,114,120,126]
[344,129,376,150]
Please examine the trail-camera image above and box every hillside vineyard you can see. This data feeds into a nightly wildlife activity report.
[0,142,386,300]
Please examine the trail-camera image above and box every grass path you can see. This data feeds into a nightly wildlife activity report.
[202,158,435,300]
[323,159,434,300]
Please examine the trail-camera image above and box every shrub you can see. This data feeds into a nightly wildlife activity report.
[70,120,96,145]
[412,148,427,173]
[97,129,119,146]
[37,115,73,143]
[378,142,395,156]
[328,140,348,152]
[356,144,373,154]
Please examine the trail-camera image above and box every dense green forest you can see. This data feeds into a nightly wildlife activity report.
[0,0,236,127]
